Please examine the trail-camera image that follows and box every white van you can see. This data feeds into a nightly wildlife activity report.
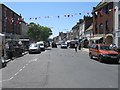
[36,41,45,51]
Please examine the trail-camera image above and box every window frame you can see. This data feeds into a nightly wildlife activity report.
[99,23,104,34]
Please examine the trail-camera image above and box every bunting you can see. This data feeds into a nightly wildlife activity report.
[0,8,118,26]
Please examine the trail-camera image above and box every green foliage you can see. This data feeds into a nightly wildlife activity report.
[27,23,52,41]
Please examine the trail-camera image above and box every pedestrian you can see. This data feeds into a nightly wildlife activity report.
[5,42,9,59]
[9,42,14,60]
[110,43,113,49]
[112,44,117,51]
[75,42,78,52]
[79,43,81,50]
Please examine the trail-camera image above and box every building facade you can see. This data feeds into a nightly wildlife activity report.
[114,1,120,48]
[93,2,114,44]
[0,4,22,41]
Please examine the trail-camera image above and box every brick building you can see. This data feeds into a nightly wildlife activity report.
[93,2,114,44]
[0,4,22,41]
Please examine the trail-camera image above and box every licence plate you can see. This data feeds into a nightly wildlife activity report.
[111,56,117,59]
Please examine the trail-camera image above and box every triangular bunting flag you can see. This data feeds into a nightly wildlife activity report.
[95,12,98,15]
[99,11,103,14]
[68,15,70,17]
[103,10,107,13]
[109,9,112,12]
[91,12,94,15]
[87,13,90,15]
[74,13,78,15]
[114,9,117,11]
[64,15,67,17]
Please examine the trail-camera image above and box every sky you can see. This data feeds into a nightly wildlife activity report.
[3,2,100,38]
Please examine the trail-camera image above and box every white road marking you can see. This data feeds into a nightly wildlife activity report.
[9,77,14,80]
[19,69,22,72]
[14,72,19,76]
[23,66,26,69]
[1,58,39,82]
[26,64,28,66]
[1,50,48,82]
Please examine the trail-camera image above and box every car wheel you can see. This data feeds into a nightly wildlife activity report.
[114,59,119,64]
[89,53,93,59]
[98,55,103,62]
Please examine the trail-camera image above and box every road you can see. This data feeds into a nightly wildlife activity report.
[0,47,119,88]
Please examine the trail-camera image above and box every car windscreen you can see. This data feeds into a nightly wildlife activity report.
[30,44,38,47]
[39,44,44,46]
[100,46,112,50]
[62,44,67,45]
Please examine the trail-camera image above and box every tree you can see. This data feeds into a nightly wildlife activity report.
[27,22,52,41]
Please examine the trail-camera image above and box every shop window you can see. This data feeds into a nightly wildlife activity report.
[106,20,110,33]
[119,1,120,10]
[106,5,110,14]
[119,15,120,29]
[4,9,7,17]
[117,31,120,37]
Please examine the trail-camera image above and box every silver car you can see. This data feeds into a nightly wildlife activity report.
[29,43,41,54]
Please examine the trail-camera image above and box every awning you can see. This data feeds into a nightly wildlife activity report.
[81,39,88,42]
[19,39,29,41]
[90,37,103,40]
[0,33,5,36]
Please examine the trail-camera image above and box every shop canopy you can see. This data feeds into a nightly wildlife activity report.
[0,33,5,36]
[80,39,88,42]
[90,37,103,40]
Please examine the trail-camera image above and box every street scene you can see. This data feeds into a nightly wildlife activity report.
[1,46,119,88]
[0,0,120,89]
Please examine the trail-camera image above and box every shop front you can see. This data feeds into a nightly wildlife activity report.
[104,34,113,45]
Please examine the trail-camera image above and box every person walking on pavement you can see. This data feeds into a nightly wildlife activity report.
[9,42,14,60]
[79,43,81,50]
[75,42,78,52]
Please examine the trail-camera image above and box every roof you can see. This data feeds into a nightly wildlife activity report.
[86,24,93,31]
[93,1,110,11]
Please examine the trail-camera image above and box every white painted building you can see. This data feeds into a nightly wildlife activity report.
[79,21,85,39]
[0,4,2,33]
[114,1,120,48]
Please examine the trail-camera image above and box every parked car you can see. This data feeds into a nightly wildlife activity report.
[36,41,45,51]
[69,40,78,48]
[44,41,50,48]
[0,57,7,68]
[89,44,119,63]
[61,43,68,49]
[52,42,57,48]
[29,43,41,54]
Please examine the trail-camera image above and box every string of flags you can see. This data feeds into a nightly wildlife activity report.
[0,8,120,26]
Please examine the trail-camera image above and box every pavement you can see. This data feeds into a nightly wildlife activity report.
[5,51,28,63]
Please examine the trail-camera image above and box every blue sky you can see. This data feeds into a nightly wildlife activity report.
[3,2,99,38]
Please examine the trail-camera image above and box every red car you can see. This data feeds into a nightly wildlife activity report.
[89,44,119,63]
